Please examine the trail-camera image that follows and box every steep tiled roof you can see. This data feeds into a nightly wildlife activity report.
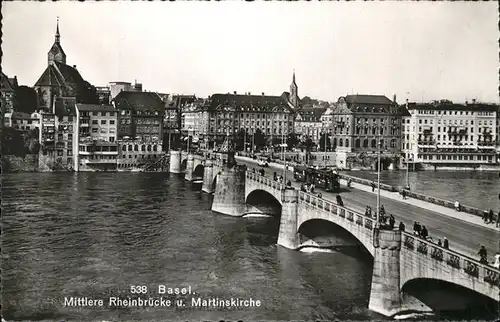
[345,95,393,105]
[10,111,32,119]
[113,91,164,112]
[207,93,292,113]
[1,72,16,92]
[296,107,326,122]
[34,62,85,88]
[76,104,116,112]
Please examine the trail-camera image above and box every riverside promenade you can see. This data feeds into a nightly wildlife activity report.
[235,156,499,260]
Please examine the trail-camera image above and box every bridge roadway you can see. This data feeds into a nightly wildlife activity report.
[235,157,499,261]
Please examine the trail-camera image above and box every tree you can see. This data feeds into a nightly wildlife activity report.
[76,81,99,104]
[271,137,282,147]
[286,132,299,149]
[304,136,314,152]
[319,133,331,152]
[253,129,266,151]
[13,86,38,113]
[235,128,247,151]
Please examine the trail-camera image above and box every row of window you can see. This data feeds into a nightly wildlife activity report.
[419,154,493,161]
[121,144,161,152]
[415,110,495,116]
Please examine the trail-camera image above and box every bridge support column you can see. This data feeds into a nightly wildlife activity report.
[211,165,246,216]
[202,160,214,193]
[277,188,299,249]
[369,229,402,316]
[185,154,194,181]
[169,150,182,174]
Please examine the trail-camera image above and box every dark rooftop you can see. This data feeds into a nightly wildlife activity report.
[76,104,116,112]
[113,91,165,112]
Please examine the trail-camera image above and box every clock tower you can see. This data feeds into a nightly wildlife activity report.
[48,17,66,65]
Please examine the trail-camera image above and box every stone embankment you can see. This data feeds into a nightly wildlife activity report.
[2,154,39,172]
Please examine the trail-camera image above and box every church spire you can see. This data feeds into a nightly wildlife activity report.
[55,17,60,43]
[292,69,296,85]
[289,69,299,108]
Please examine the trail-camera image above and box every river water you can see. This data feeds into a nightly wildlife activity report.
[1,173,497,321]
[349,170,500,211]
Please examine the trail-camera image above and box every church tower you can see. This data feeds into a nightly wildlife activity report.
[289,70,299,108]
[48,17,66,65]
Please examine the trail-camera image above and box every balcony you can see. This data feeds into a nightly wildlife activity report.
[82,158,117,164]
[418,140,436,145]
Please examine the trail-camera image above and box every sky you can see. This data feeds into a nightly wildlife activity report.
[2,1,498,104]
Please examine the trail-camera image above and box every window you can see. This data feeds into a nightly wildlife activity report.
[92,120,98,124]
[93,112,98,116]
[110,120,115,125]
[101,120,107,125]
[92,128,98,133]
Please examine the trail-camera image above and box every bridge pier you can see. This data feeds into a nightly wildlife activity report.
[169,150,182,174]
[368,229,432,317]
[202,159,214,193]
[185,154,194,181]
[211,165,246,216]
[277,188,299,249]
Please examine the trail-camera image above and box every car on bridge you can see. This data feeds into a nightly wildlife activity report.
[258,159,269,167]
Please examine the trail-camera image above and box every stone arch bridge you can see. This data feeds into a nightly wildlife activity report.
[212,168,500,317]
[169,151,500,317]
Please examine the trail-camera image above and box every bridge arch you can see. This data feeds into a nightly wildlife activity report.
[180,159,187,171]
[297,218,370,254]
[194,164,204,178]
[401,278,499,320]
[245,189,282,216]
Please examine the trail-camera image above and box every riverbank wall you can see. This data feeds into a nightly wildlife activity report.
[339,173,498,222]
[2,154,39,172]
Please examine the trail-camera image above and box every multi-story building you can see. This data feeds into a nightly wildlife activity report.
[34,20,97,111]
[294,106,327,143]
[189,73,301,149]
[38,97,78,171]
[75,104,118,171]
[96,86,111,104]
[3,111,41,132]
[329,94,406,169]
[112,91,165,170]
[109,80,143,101]
[402,100,499,169]
[1,72,18,115]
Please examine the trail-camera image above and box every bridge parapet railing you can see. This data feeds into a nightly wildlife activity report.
[246,171,284,191]
[402,232,500,288]
[297,190,376,233]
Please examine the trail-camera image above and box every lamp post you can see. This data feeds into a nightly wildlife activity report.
[377,138,381,224]
[282,133,286,182]
[252,129,255,154]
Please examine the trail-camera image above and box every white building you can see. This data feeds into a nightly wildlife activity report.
[402,100,499,168]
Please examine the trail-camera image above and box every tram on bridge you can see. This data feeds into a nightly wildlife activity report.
[293,165,340,192]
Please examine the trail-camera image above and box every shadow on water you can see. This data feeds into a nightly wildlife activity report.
[402,279,499,321]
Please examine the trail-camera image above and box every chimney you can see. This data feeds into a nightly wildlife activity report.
[73,65,77,69]
[233,91,237,95]
[472,98,476,104]
[393,94,397,103]
[262,92,265,96]
[248,92,251,95]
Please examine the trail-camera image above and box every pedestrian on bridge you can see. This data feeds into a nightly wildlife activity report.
[371,182,376,192]
[402,189,407,200]
[389,215,395,229]
[437,239,442,247]
[493,252,500,269]
[420,226,428,239]
[454,200,461,211]
[398,221,405,231]
[443,237,449,249]
[336,195,344,207]
[487,209,494,224]
[478,246,488,264]
[496,211,500,228]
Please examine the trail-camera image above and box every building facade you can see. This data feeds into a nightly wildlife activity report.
[402,100,499,168]
[38,97,78,171]
[1,72,18,115]
[75,104,118,171]
[328,94,406,169]
[112,91,165,170]
[294,106,327,143]
[4,111,41,132]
